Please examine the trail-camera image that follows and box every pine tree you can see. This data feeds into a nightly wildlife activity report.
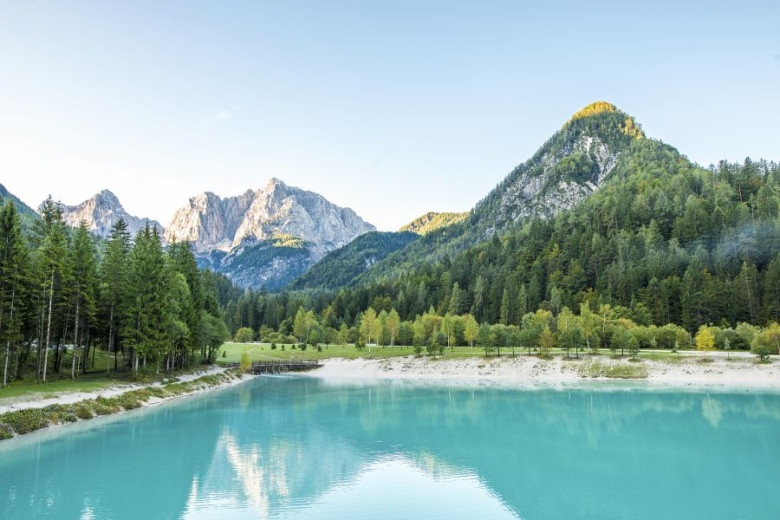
[0,201,28,387]
[37,215,67,382]
[68,222,98,378]
[100,219,131,374]
[125,225,168,374]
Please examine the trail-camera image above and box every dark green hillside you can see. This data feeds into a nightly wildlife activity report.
[288,231,419,291]
[0,183,40,233]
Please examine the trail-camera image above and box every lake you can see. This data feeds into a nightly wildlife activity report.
[1,376,779,519]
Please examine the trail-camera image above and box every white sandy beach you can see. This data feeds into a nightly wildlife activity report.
[308,355,780,391]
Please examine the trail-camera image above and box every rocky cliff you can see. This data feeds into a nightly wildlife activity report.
[57,189,163,238]
[168,178,375,289]
[476,101,643,230]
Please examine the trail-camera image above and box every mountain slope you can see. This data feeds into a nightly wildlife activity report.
[350,102,648,286]
[288,231,419,291]
[169,178,375,289]
[58,189,163,238]
[400,212,468,235]
[0,183,39,232]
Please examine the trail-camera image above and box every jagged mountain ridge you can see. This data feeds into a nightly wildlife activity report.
[56,189,163,238]
[167,178,376,289]
[164,178,374,257]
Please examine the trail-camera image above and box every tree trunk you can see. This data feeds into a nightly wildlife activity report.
[2,287,15,388]
[107,304,114,376]
[71,296,80,380]
[42,272,55,383]
[37,285,46,380]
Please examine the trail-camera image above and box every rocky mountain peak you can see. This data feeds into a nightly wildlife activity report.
[166,177,374,257]
[56,190,163,239]
[475,103,645,229]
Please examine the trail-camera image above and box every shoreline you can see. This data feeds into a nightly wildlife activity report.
[305,355,780,391]
[0,365,231,415]
[0,367,255,441]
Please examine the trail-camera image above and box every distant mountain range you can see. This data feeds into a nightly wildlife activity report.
[0,178,376,290]
[3,101,741,294]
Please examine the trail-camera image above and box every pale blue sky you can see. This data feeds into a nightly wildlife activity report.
[1,1,778,230]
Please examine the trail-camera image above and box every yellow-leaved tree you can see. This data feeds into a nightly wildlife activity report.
[695,326,715,352]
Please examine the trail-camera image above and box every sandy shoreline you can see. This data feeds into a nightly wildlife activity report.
[306,355,780,391]
[0,366,253,415]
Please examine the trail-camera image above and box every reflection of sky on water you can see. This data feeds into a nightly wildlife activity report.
[1,376,779,520]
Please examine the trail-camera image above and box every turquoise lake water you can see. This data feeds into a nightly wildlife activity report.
[1,376,779,519]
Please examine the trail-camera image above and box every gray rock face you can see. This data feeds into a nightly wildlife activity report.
[492,134,620,227]
[165,178,375,259]
[57,189,163,238]
[167,178,376,289]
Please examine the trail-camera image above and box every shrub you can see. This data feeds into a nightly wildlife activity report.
[147,386,169,398]
[74,404,94,420]
[0,409,50,434]
[271,343,277,350]
[234,327,255,343]
[0,424,13,440]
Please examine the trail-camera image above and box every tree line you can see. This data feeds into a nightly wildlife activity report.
[220,155,779,352]
[0,197,228,386]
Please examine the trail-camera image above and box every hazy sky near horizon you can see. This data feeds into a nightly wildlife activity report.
[1,1,778,231]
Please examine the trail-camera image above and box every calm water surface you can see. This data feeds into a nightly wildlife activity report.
[1,376,779,519]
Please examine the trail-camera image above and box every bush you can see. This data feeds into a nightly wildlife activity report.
[147,386,170,399]
[0,424,13,440]
[234,327,255,343]
[271,343,277,350]
[240,350,252,372]
[74,404,94,420]
[0,409,50,434]
[92,401,118,415]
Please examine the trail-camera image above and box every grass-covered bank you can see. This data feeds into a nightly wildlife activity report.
[218,341,769,363]
[0,370,244,441]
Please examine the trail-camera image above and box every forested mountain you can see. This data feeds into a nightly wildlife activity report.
[220,103,780,354]
[348,102,649,286]
[166,178,375,290]
[56,189,163,238]
[0,183,39,232]
[288,231,419,291]
[399,212,468,235]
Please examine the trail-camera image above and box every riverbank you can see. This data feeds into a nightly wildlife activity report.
[0,367,253,440]
[308,355,780,390]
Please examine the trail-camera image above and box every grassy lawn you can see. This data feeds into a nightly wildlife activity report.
[217,342,727,363]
